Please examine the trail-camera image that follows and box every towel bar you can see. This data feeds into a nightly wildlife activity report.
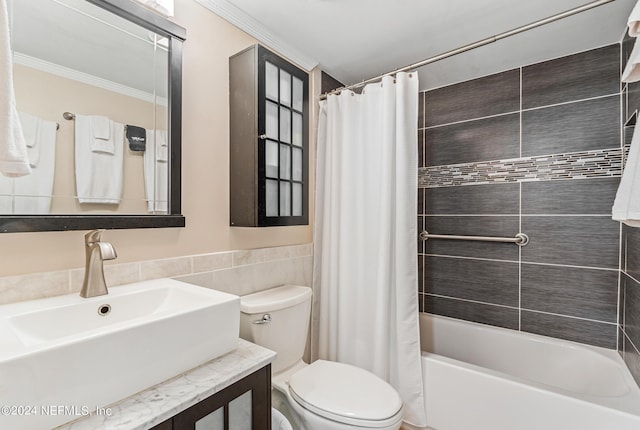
[419,230,529,246]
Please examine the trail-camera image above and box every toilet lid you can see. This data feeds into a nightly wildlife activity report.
[288,360,403,427]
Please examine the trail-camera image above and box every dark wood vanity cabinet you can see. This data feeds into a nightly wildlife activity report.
[150,365,271,430]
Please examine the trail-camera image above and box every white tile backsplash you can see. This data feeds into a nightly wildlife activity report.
[140,256,193,280]
[288,243,313,258]
[232,249,265,267]
[0,244,313,305]
[203,256,312,296]
[0,270,69,305]
[192,252,233,273]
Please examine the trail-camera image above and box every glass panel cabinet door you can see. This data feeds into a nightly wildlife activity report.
[229,44,309,227]
[265,62,279,101]
[195,407,224,430]
[228,390,252,430]
[265,102,279,140]
[279,70,291,107]
[170,365,271,430]
[292,76,304,112]
[189,390,254,430]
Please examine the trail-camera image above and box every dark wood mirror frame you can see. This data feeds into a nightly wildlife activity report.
[0,0,186,233]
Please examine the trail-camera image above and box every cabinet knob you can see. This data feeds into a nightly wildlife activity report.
[258,134,267,140]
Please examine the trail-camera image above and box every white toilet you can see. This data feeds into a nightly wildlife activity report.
[239,285,404,430]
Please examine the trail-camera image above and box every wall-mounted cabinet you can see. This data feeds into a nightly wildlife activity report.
[229,44,309,227]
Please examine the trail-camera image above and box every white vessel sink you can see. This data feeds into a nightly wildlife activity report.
[0,278,240,430]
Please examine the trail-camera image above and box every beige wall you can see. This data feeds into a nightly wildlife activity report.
[13,65,163,214]
[0,0,316,277]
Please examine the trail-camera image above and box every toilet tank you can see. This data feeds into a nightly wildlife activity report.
[240,285,312,373]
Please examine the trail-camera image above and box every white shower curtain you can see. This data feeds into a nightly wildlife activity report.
[313,72,427,427]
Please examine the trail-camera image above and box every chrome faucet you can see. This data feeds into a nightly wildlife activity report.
[80,229,117,298]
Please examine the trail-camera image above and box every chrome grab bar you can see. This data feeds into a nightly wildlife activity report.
[419,230,529,246]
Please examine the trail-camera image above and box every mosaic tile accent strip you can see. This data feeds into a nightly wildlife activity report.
[419,148,623,188]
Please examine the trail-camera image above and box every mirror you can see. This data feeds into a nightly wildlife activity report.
[0,0,185,232]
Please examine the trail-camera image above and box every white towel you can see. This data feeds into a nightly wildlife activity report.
[155,128,168,161]
[629,1,640,37]
[0,0,31,177]
[0,161,13,212]
[14,119,56,213]
[90,115,115,154]
[144,129,168,213]
[613,126,640,227]
[19,111,42,167]
[0,117,57,214]
[623,39,640,83]
[19,111,38,148]
[75,114,124,204]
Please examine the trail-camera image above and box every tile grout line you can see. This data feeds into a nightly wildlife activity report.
[617,54,625,353]
[426,254,520,264]
[519,182,523,332]
[617,223,623,352]
[623,270,640,287]
[420,92,621,131]
[520,307,619,326]
[426,292,618,326]
[424,293,519,311]
[518,64,523,333]
[425,214,615,217]
[623,328,640,355]
[518,65,523,333]
[426,253,619,272]
[519,66,523,159]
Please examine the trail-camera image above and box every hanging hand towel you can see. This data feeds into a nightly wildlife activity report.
[75,114,124,204]
[19,111,42,167]
[90,115,115,154]
[14,118,56,213]
[126,125,146,151]
[19,111,38,148]
[155,129,168,162]
[144,129,168,213]
[0,0,31,177]
[0,116,57,214]
[629,1,640,37]
[613,126,640,227]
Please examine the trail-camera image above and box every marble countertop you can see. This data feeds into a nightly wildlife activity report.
[56,339,276,430]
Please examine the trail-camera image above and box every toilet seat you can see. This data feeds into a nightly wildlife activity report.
[288,360,403,428]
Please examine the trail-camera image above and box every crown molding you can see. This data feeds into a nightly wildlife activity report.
[13,52,168,106]
[194,0,318,71]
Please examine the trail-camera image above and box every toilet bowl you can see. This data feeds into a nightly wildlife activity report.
[274,359,403,430]
[239,285,404,430]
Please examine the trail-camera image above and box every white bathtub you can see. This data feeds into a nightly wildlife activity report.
[415,314,640,430]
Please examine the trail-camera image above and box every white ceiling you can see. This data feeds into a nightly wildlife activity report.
[12,0,168,97]
[201,0,637,91]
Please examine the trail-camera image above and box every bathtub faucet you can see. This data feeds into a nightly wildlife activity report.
[80,229,117,298]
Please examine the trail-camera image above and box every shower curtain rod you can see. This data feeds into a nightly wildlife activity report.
[319,0,615,100]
